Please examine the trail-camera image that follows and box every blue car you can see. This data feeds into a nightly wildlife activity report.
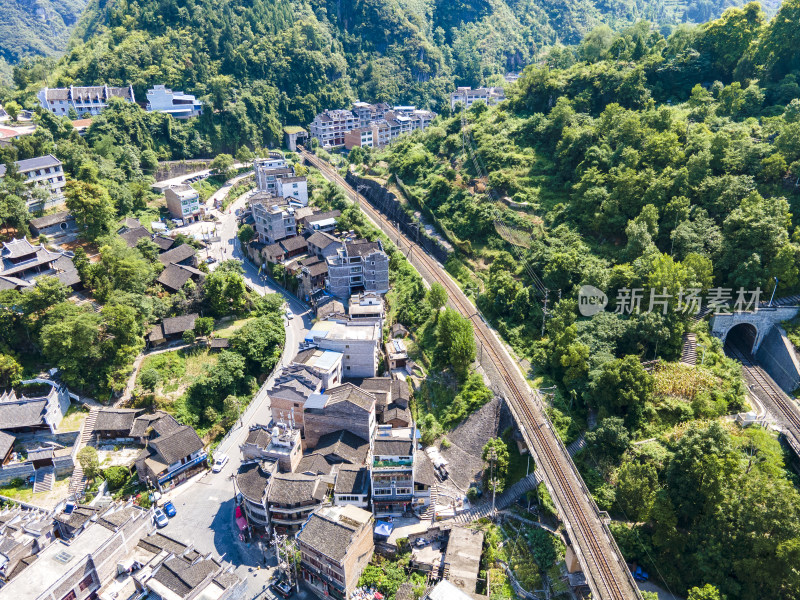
[163,501,177,518]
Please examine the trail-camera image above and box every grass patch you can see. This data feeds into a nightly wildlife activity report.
[57,403,89,432]
[192,175,227,202]
[137,347,218,396]
[213,317,254,338]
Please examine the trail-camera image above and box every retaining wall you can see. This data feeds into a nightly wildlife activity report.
[344,173,453,264]
[756,326,800,393]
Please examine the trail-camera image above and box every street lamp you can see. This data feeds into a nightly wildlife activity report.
[768,277,779,307]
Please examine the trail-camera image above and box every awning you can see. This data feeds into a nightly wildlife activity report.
[235,505,243,518]
[236,516,248,531]
[374,521,394,537]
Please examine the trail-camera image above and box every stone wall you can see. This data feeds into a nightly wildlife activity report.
[344,173,453,264]
[756,326,800,393]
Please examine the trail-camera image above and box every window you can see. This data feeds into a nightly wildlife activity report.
[62,592,76,600]
[79,575,94,591]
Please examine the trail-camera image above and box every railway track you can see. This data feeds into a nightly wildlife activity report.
[726,341,800,455]
[300,150,641,600]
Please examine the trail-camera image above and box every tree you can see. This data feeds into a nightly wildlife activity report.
[588,356,653,429]
[21,276,69,316]
[585,417,631,462]
[426,282,448,315]
[230,315,284,373]
[615,460,659,521]
[688,585,725,600]
[77,446,100,480]
[103,466,130,491]
[203,268,248,317]
[210,154,234,179]
[65,180,116,240]
[194,316,214,337]
[235,146,254,164]
[435,308,476,380]
[182,330,196,345]
[237,224,255,246]
[140,368,161,392]
[223,394,242,423]
[0,354,22,388]
[482,437,509,494]
[4,101,21,122]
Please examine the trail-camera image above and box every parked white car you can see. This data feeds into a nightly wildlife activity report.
[212,453,229,473]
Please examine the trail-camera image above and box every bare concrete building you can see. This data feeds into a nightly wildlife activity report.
[309,319,382,378]
[326,240,389,299]
[303,383,376,449]
[251,194,297,244]
[239,423,303,473]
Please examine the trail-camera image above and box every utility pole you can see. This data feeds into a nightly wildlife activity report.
[541,289,549,337]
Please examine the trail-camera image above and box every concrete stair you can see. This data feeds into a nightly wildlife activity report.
[81,408,99,444]
[420,485,438,522]
[33,467,55,494]
[567,434,587,457]
[447,473,540,525]
[681,333,697,366]
[68,407,99,497]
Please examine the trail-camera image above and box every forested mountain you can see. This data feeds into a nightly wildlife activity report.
[1,0,784,145]
[370,2,800,597]
[0,0,88,81]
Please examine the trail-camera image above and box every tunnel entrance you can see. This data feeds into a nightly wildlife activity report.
[725,322,758,355]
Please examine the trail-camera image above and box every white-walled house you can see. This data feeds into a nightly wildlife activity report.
[37,85,135,116]
[146,85,203,118]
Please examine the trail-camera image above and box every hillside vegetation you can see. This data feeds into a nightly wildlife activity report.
[364,2,800,598]
[1,0,784,141]
[0,0,88,81]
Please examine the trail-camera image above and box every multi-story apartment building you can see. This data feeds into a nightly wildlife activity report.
[370,425,416,518]
[292,348,344,389]
[308,110,358,147]
[275,175,308,205]
[164,184,203,224]
[343,128,374,150]
[251,195,297,244]
[37,85,135,116]
[449,86,506,110]
[326,240,389,299]
[351,101,390,127]
[235,460,276,531]
[146,84,203,118]
[297,505,374,600]
[309,318,382,378]
[239,423,303,473]
[0,155,66,210]
[268,365,323,434]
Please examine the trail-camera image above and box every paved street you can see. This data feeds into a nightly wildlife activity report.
[153,174,314,598]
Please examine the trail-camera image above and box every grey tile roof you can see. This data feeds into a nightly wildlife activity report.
[302,210,341,224]
[14,155,61,173]
[149,426,204,465]
[98,505,142,530]
[245,427,272,450]
[236,461,270,504]
[129,411,181,438]
[414,449,437,487]
[383,404,411,425]
[120,227,151,247]
[296,511,362,563]
[27,447,53,461]
[279,235,307,252]
[152,234,175,251]
[295,453,334,476]
[267,473,325,506]
[346,240,382,258]
[334,466,369,495]
[307,232,340,249]
[158,244,196,266]
[391,380,411,405]
[326,383,376,412]
[313,430,369,465]
[0,430,14,458]
[303,261,328,277]
[162,313,198,336]
[138,531,189,555]
[94,408,141,433]
[210,338,230,348]
[157,264,204,292]
[151,555,221,597]
[373,437,413,457]
[28,211,73,230]
[0,399,48,430]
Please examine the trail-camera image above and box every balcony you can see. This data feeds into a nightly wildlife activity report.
[373,458,412,468]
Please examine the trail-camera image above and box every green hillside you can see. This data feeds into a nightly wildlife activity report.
[0,0,88,81]
[368,2,800,597]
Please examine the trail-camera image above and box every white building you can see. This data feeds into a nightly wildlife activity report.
[449,86,506,110]
[308,318,382,378]
[254,153,294,194]
[164,184,203,224]
[309,109,358,148]
[145,84,203,118]
[276,175,308,205]
[0,154,65,210]
[37,85,135,116]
